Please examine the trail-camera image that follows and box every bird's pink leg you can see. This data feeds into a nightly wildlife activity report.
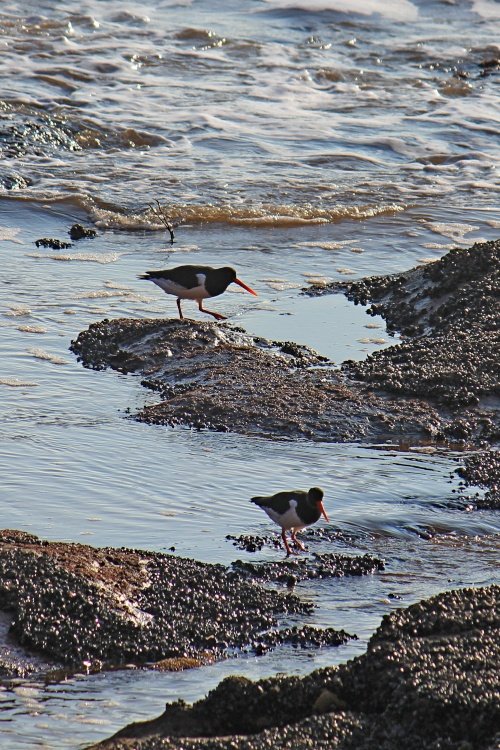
[281,528,294,557]
[198,300,227,321]
[291,529,306,551]
[176,298,184,320]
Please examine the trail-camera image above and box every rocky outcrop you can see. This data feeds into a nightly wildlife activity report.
[88,584,500,750]
[310,239,499,420]
[0,531,368,677]
[456,449,500,510]
[70,319,469,445]
[232,552,384,584]
[70,240,499,446]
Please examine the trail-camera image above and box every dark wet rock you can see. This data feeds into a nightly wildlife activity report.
[0,109,83,158]
[338,585,500,749]
[227,526,363,559]
[70,318,455,444]
[479,57,500,76]
[225,529,358,554]
[69,223,97,240]
[0,609,61,680]
[0,530,312,676]
[35,237,73,250]
[350,241,498,401]
[87,584,500,750]
[0,171,32,190]
[95,713,363,750]
[226,533,282,552]
[307,239,499,437]
[232,553,384,584]
[89,670,359,749]
[0,102,164,164]
[301,526,363,545]
[71,240,498,445]
[456,449,500,510]
[272,338,328,363]
[253,624,356,654]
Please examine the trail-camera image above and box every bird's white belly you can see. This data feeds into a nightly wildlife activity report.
[152,279,210,300]
[265,503,305,531]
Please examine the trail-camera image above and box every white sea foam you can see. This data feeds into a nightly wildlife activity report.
[5,305,31,317]
[0,377,38,387]
[28,348,68,365]
[76,290,131,299]
[295,240,358,250]
[0,226,22,242]
[472,0,500,19]
[302,275,333,286]
[422,242,457,251]
[262,0,418,22]
[260,279,302,291]
[26,252,121,264]
[358,336,386,344]
[17,325,47,334]
[424,222,479,241]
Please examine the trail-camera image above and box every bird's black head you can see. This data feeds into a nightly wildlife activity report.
[210,267,257,298]
[219,267,237,283]
[308,486,329,522]
[308,487,324,503]
[204,267,238,298]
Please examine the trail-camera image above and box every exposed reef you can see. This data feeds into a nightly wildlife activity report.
[232,553,385,584]
[70,240,499,446]
[70,318,475,445]
[0,531,368,679]
[0,530,306,674]
[69,223,97,240]
[307,239,499,419]
[35,237,72,250]
[456,449,500,510]
[87,584,500,750]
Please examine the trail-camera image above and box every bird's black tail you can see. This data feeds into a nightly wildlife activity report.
[251,496,266,507]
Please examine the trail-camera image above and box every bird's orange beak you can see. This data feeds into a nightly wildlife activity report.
[235,278,258,296]
[318,501,329,523]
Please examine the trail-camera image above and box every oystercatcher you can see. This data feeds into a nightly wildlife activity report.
[139,264,257,321]
[251,487,329,556]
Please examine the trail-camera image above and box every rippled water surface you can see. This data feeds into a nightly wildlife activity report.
[0,0,499,747]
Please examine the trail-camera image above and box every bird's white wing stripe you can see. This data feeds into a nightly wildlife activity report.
[152,278,210,300]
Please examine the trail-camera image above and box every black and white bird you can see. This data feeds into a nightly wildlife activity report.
[251,487,329,556]
[139,264,257,321]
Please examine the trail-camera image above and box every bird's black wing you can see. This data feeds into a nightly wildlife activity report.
[251,490,306,514]
[140,265,211,289]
